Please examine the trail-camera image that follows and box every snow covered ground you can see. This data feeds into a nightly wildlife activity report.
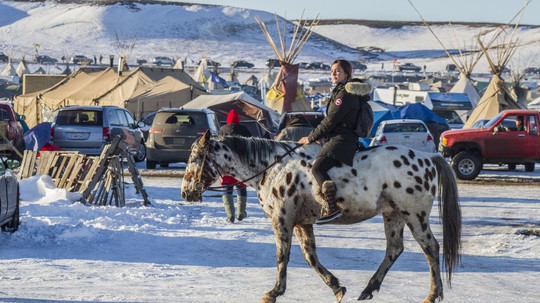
[0,164,538,303]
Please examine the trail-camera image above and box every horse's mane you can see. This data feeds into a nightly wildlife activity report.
[216,136,294,164]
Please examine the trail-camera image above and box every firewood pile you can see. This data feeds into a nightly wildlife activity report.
[19,136,150,207]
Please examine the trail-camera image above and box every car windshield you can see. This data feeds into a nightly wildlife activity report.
[383,123,427,133]
[483,113,504,128]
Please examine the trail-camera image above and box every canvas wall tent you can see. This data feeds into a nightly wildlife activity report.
[182,92,279,130]
[14,66,206,127]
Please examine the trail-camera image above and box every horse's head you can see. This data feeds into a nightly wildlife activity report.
[181,130,218,202]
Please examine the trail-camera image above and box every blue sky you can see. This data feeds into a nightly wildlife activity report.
[167,0,540,25]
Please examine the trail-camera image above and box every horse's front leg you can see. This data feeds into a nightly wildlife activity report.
[261,212,294,303]
[294,224,347,302]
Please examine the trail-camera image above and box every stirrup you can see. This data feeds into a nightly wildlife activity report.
[315,210,342,225]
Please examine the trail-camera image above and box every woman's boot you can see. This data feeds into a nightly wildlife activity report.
[236,195,247,221]
[222,194,235,223]
[315,181,342,225]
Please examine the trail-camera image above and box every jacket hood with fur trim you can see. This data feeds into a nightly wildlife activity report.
[344,79,372,96]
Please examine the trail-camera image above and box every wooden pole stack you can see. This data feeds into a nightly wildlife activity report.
[19,136,150,207]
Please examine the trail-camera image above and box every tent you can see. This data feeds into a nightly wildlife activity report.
[462,10,529,128]
[14,66,206,127]
[182,92,279,130]
[255,14,313,113]
[16,58,31,78]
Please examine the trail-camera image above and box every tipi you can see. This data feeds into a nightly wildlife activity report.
[463,25,527,128]
[255,13,314,113]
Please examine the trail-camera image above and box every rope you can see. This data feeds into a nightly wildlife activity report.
[204,143,303,192]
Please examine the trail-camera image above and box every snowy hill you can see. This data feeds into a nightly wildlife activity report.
[0,0,539,75]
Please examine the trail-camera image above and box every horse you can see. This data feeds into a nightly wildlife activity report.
[181,131,461,303]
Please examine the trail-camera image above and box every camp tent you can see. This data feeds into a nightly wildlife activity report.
[255,14,313,113]
[14,66,206,127]
[182,92,279,131]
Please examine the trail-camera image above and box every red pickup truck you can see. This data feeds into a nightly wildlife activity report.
[439,109,540,180]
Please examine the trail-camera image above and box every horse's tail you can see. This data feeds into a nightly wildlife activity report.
[432,154,462,286]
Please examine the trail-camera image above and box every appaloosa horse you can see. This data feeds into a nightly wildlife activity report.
[181,131,461,303]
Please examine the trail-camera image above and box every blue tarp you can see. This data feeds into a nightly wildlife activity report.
[23,122,51,151]
[372,101,448,126]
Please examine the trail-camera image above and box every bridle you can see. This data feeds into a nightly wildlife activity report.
[190,140,303,194]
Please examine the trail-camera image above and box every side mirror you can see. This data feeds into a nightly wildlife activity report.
[137,121,145,128]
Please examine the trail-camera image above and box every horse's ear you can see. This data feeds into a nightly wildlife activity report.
[199,129,212,146]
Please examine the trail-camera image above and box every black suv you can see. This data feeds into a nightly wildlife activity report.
[274,111,325,138]
[231,60,254,68]
[145,108,220,169]
[0,52,8,62]
[265,59,282,69]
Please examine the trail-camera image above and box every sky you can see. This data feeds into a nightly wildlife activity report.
[168,0,540,25]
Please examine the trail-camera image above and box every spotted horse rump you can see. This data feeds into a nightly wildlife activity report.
[181,131,462,303]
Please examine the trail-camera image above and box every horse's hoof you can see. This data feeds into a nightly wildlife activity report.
[335,286,347,302]
[358,291,373,300]
[260,293,276,303]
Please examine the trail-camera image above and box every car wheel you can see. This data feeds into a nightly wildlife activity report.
[451,151,482,180]
[1,185,20,233]
[134,142,146,162]
[524,163,535,172]
[146,160,157,169]
[508,163,516,170]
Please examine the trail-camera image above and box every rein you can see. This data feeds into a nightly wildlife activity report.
[195,142,303,193]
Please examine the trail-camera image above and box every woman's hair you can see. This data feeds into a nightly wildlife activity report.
[332,59,352,80]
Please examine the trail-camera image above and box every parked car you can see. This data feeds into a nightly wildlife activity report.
[298,62,309,69]
[369,119,436,153]
[198,59,221,67]
[69,55,93,65]
[145,108,220,169]
[0,102,25,159]
[395,62,422,72]
[36,55,58,64]
[136,58,148,65]
[152,56,175,66]
[0,52,8,62]
[51,106,146,162]
[0,157,20,232]
[138,111,157,141]
[231,60,254,68]
[349,61,367,71]
[439,109,540,180]
[306,62,330,70]
[524,67,539,75]
[265,58,282,69]
[274,111,325,137]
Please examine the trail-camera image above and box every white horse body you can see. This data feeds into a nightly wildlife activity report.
[181,133,461,303]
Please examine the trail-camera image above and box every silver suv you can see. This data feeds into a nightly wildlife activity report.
[51,106,146,161]
[146,108,219,169]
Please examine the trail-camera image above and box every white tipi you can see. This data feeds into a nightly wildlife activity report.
[463,25,527,128]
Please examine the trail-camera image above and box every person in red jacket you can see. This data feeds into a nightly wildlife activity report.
[218,109,252,223]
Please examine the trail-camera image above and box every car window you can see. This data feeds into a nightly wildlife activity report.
[57,110,102,126]
[384,123,426,133]
[154,112,204,126]
[108,110,121,126]
[142,112,156,126]
[0,107,12,121]
[122,110,136,127]
[115,109,129,127]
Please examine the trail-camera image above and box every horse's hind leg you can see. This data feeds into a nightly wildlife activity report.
[359,213,405,300]
[407,216,443,303]
[293,224,347,302]
[261,215,294,303]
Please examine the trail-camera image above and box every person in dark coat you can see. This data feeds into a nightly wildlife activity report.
[218,109,252,223]
[275,114,314,141]
[298,59,372,224]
